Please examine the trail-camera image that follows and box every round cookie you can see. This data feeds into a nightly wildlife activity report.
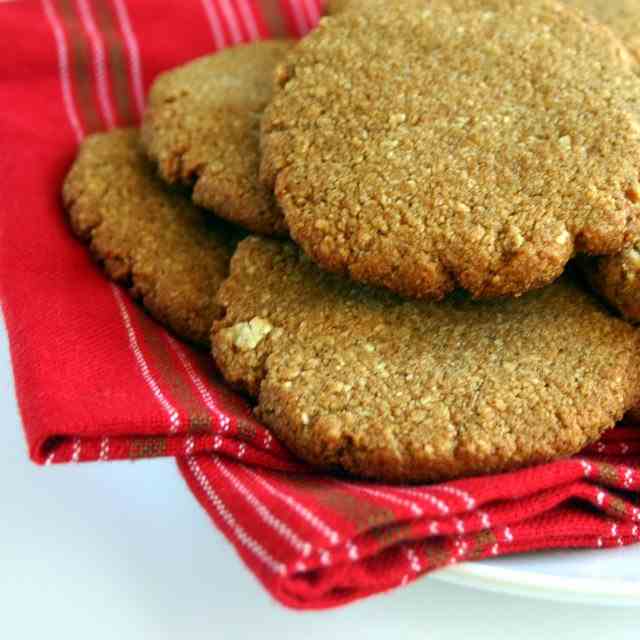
[142,40,293,236]
[212,236,640,483]
[565,0,640,63]
[261,0,640,299]
[64,128,238,346]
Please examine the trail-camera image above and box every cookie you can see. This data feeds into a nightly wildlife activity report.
[325,0,353,14]
[328,0,640,60]
[565,0,640,63]
[212,236,640,482]
[564,1,640,322]
[64,128,237,346]
[329,0,640,65]
[142,40,293,236]
[568,0,640,316]
[261,0,640,299]
[580,248,640,322]
[325,0,407,15]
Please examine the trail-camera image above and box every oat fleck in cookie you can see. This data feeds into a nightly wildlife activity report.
[142,40,293,236]
[64,128,238,346]
[212,237,640,482]
[565,0,640,63]
[261,0,640,299]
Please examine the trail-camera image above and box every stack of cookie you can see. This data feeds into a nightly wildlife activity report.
[65,0,640,483]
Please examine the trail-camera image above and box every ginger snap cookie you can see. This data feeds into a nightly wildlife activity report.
[566,0,640,325]
[325,0,353,14]
[212,236,640,482]
[64,128,238,346]
[329,0,640,63]
[261,0,640,299]
[327,0,640,60]
[580,248,640,322]
[142,40,293,236]
[563,0,640,322]
[565,0,640,63]
[324,0,390,15]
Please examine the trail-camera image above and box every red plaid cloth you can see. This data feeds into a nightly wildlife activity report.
[2,0,640,610]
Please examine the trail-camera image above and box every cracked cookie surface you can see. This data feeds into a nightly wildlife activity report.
[261,0,640,299]
[64,128,237,346]
[212,236,640,482]
[142,40,293,236]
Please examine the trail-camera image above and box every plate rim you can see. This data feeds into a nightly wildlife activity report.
[432,554,640,607]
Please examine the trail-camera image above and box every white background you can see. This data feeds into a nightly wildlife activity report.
[1,315,638,639]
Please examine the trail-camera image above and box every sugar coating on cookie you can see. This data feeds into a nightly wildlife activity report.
[213,236,640,482]
[142,40,293,236]
[261,0,640,299]
[64,128,238,346]
[565,0,640,63]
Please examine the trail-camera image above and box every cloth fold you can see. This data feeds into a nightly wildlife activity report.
[1,0,639,610]
[179,451,640,608]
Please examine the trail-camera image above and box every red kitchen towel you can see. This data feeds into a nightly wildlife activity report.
[1,0,640,610]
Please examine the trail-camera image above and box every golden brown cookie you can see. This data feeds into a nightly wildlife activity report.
[261,0,640,300]
[325,0,354,14]
[566,0,640,323]
[329,0,640,63]
[325,0,393,15]
[565,0,640,63]
[64,128,237,346]
[581,248,640,322]
[327,0,640,60]
[142,40,293,236]
[212,236,640,482]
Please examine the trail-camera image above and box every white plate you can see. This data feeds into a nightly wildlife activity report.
[433,545,640,606]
